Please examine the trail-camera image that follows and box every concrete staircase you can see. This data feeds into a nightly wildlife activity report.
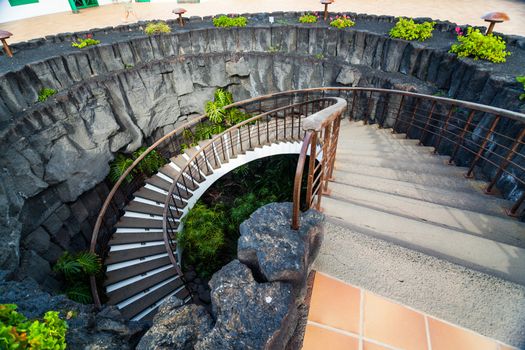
[323,121,525,285]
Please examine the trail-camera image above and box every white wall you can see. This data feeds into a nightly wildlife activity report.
[0,0,72,23]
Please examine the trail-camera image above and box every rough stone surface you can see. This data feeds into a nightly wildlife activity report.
[238,203,324,286]
[137,297,213,350]
[0,277,146,349]
[195,260,296,350]
[137,203,325,350]
[0,18,523,284]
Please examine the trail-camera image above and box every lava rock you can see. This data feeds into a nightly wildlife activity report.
[195,260,297,350]
[238,203,324,286]
[137,296,213,350]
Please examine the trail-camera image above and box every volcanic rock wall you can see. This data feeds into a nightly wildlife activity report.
[0,14,524,284]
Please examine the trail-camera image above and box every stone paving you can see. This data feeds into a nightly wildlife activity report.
[1,0,525,43]
[304,272,518,350]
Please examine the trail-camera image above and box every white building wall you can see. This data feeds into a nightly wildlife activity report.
[0,0,201,24]
[0,0,70,23]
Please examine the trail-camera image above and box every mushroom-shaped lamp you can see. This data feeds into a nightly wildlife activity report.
[0,30,13,58]
[321,0,334,21]
[173,8,187,27]
[481,12,509,35]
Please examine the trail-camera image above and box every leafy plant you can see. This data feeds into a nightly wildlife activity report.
[213,15,247,28]
[299,13,318,24]
[108,154,134,183]
[329,15,355,29]
[124,63,134,69]
[53,251,101,304]
[71,37,100,49]
[515,76,525,100]
[267,46,280,53]
[144,21,171,35]
[389,18,435,41]
[449,27,511,63]
[0,304,67,349]
[314,53,325,60]
[108,148,166,183]
[179,203,225,277]
[37,88,57,102]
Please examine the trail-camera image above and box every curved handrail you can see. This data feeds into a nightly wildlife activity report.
[91,87,525,308]
[162,97,341,261]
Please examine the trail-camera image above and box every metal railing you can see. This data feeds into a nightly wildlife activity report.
[162,97,341,257]
[90,87,525,308]
[292,98,346,229]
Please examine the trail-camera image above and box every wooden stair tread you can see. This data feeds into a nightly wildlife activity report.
[105,244,169,264]
[104,256,172,286]
[115,217,164,229]
[107,268,180,305]
[119,279,188,320]
[110,232,164,245]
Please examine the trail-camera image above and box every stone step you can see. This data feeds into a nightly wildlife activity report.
[332,163,487,194]
[329,172,511,217]
[326,182,525,248]
[321,196,525,286]
[334,150,449,166]
[334,157,468,178]
[335,147,442,163]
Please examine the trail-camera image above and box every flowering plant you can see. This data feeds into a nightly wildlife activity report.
[329,15,355,29]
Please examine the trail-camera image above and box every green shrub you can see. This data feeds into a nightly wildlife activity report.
[179,203,225,277]
[109,148,166,183]
[314,53,324,60]
[329,15,355,29]
[71,37,100,49]
[213,15,247,28]
[144,21,171,35]
[53,251,101,304]
[449,27,511,63]
[516,76,525,100]
[298,13,318,24]
[0,304,68,349]
[389,18,435,41]
[37,88,57,102]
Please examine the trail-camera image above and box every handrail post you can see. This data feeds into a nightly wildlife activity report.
[465,115,500,178]
[485,127,525,194]
[449,110,475,165]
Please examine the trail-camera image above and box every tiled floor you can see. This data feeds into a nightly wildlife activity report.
[303,272,518,350]
[1,0,525,43]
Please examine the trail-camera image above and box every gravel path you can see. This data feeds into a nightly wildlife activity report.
[315,218,525,348]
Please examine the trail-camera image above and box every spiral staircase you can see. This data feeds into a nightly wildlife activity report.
[90,88,525,321]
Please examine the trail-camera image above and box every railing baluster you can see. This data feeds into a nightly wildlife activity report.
[465,115,500,178]
[433,104,455,153]
[392,95,405,132]
[406,98,421,138]
[485,128,525,194]
[350,92,357,120]
[419,101,437,145]
[365,91,373,125]
[305,132,318,208]
[449,110,476,165]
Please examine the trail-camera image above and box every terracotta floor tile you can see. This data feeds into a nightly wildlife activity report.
[364,292,428,350]
[307,272,361,333]
[499,345,519,350]
[302,323,359,350]
[363,340,392,350]
[428,318,498,350]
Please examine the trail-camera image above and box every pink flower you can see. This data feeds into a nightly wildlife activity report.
[455,26,463,36]
[330,17,333,21]
[86,33,93,39]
